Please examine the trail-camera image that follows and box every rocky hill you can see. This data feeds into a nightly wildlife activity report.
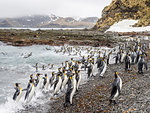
[0,15,98,28]
[93,0,150,32]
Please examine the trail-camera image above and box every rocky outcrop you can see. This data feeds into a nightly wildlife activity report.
[93,0,150,32]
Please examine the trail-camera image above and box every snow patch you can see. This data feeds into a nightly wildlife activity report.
[106,19,150,32]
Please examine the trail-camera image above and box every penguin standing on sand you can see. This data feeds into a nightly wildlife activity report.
[64,74,73,107]
[64,73,76,107]
[13,83,22,102]
[131,50,136,64]
[107,51,112,65]
[109,71,122,105]
[53,74,62,95]
[69,72,76,105]
[76,70,81,91]
[113,52,119,64]
[138,55,148,74]
[24,80,35,103]
[124,53,131,71]
[87,60,92,78]
[61,71,69,91]
[99,58,107,77]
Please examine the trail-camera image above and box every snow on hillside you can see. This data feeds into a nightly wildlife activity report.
[106,20,150,32]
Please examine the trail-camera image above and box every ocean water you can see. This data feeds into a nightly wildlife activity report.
[0,41,114,113]
[0,27,84,31]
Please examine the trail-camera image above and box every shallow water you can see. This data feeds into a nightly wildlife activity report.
[0,41,114,113]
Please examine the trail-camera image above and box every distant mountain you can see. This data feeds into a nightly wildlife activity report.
[80,17,98,23]
[0,15,98,28]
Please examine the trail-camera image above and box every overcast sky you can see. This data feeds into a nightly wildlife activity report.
[0,0,112,18]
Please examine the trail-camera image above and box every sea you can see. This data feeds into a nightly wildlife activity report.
[0,40,114,113]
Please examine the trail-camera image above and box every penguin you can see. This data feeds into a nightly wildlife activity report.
[70,73,77,105]
[76,70,81,91]
[91,58,95,77]
[35,63,38,72]
[35,73,42,90]
[43,74,50,92]
[107,51,112,65]
[61,71,69,91]
[13,83,22,102]
[113,52,119,64]
[24,80,35,103]
[124,53,131,71]
[138,55,148,74]
[131,50,137,64]
[64,73,73,107]
[87,60,92,78]
[96,56,102,68]
[65,61,69,71]
[109,71,122,105]
[49,72,57,88]
[53,74,62,95]
[120,51,126,63]
[49,64,54,69]
[99,58,107,77]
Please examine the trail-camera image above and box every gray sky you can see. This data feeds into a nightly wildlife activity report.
[0,0,112,18]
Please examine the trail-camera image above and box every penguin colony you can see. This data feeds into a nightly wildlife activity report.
[13,40,149,107]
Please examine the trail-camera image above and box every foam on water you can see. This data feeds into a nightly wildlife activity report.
[0,42,114,113]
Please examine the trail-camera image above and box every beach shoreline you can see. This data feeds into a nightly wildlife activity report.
[0,29,149,47]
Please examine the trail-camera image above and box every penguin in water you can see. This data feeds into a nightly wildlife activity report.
[35,73,42,90]
[109,71,122,105]
[138,55,148,74]
[24,80,35,103]
[49,72,56,88]
[13,83,22,102]
[42,74,50,92]
[35,63,38,72]
[53,73,62,96]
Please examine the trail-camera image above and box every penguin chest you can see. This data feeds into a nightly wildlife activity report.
[27,85,35,102]
[37,78,42,89]
[118,77,122,90]
[62,75,68,86]
[54,77,62,93]
[16,89,23,102]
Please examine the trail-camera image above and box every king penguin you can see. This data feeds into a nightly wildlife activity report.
[70,72,77,105]
[13,83,22,102]
[24,80,35,103]
[43,74,50,92]
[53,73,62,96]
[109,71,122,105]
[76,70,81,91]
[35,73,42,90]
[61,70,69,91]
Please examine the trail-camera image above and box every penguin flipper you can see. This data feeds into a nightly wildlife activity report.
[110,86,117,100]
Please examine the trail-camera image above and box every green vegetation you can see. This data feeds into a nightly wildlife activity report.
[93,0,150,31]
